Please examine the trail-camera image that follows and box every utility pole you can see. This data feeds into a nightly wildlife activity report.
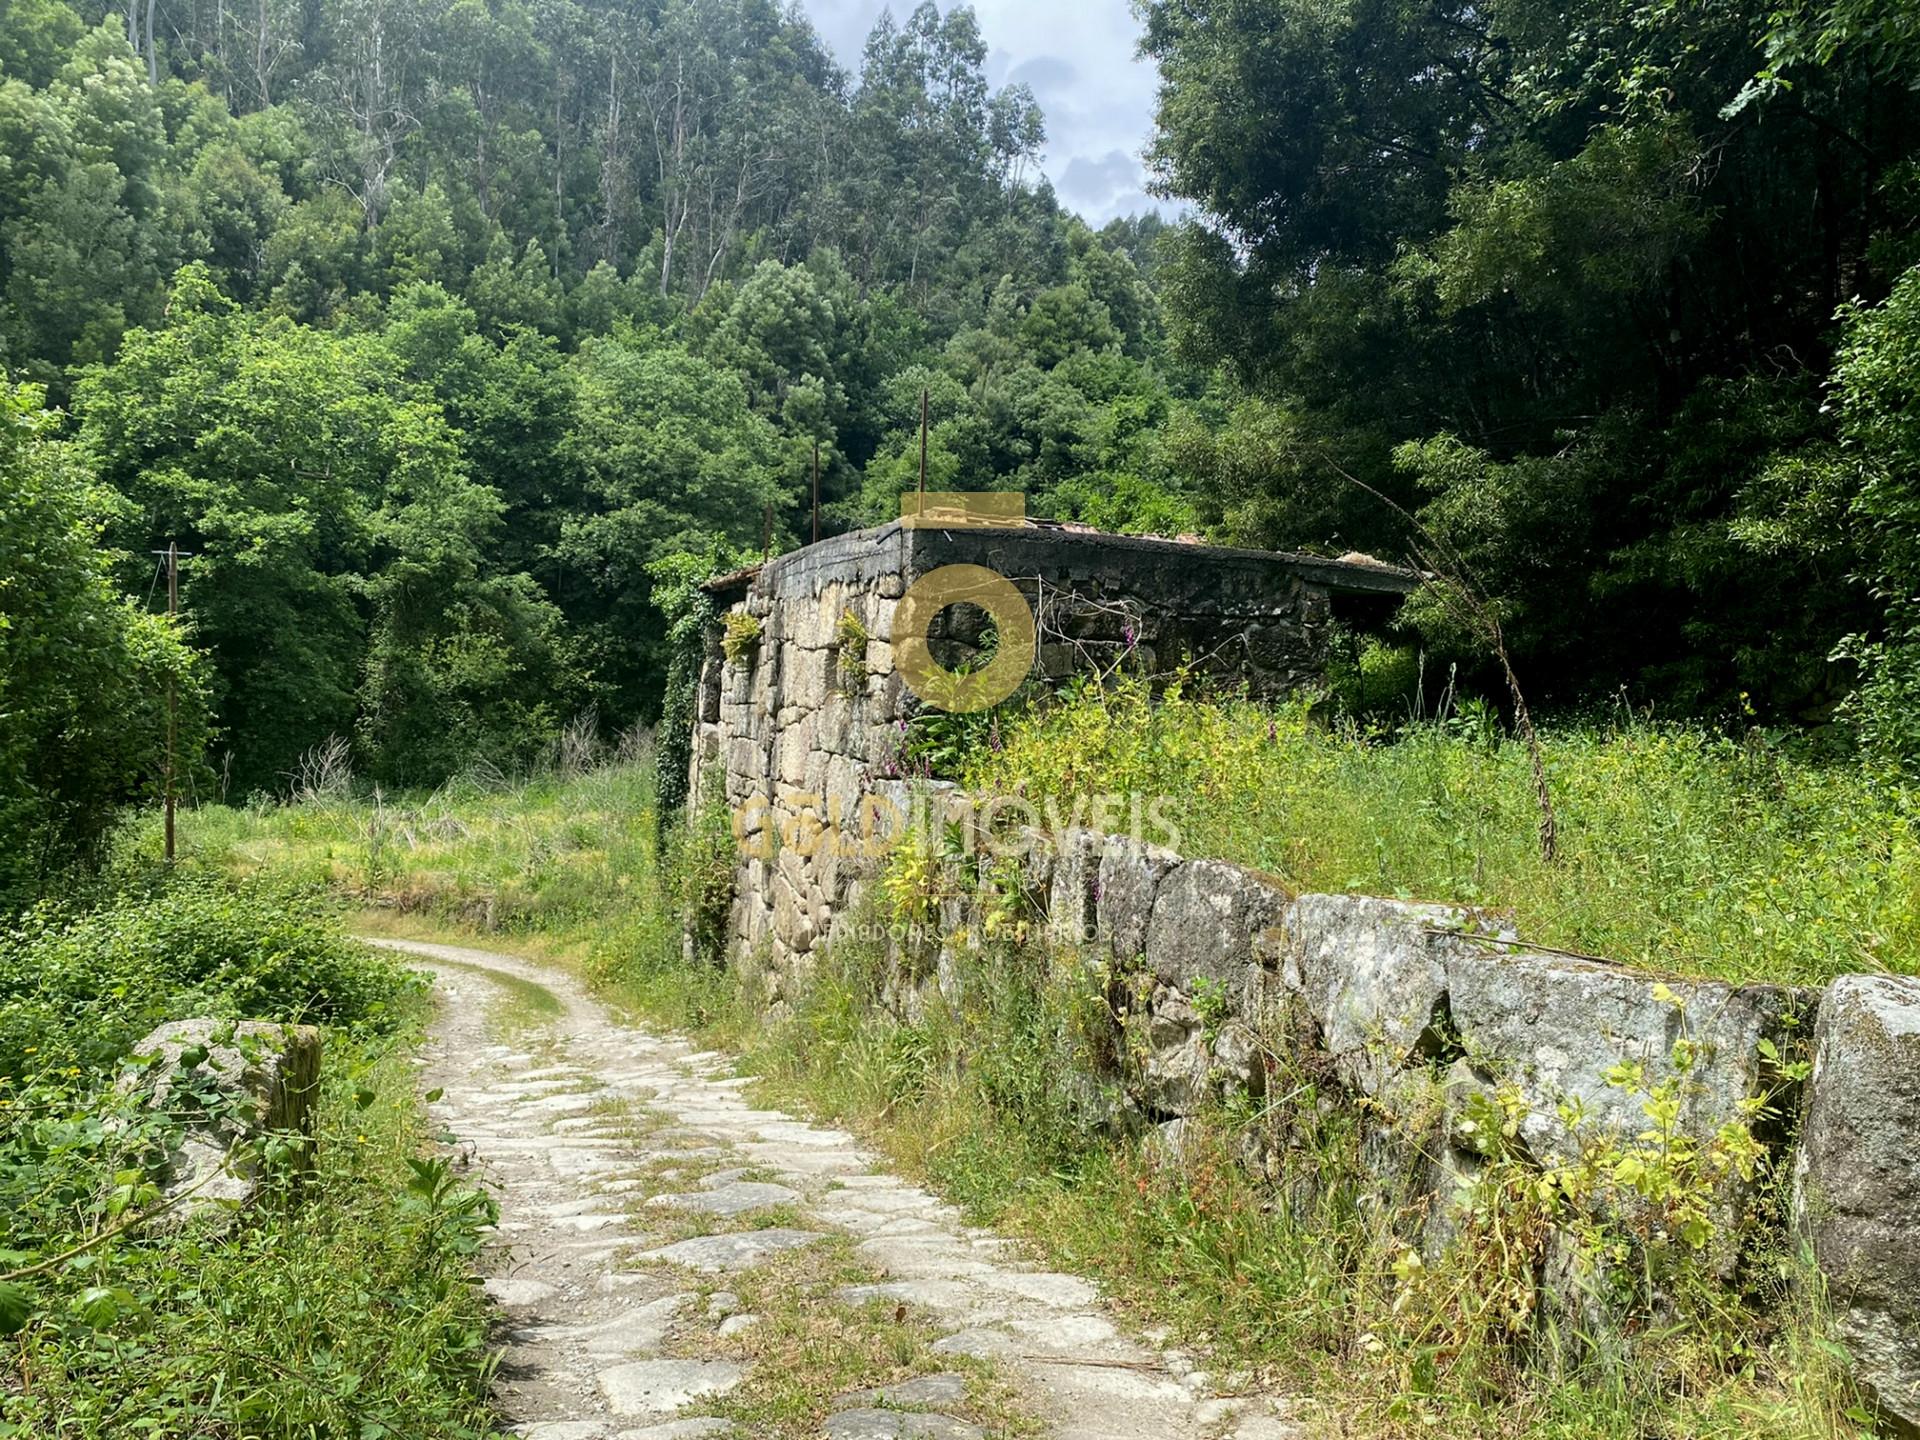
[812,440,821,545]
[152,542,193,863]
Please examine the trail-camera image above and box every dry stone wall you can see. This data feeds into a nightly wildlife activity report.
[688,520,1407,990]
[686,523,1920,1434]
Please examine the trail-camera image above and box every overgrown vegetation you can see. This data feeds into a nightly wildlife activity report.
[675,815,1863,1438]
[0,382,206,909]
[966,678,1920,988]
[189,727,1894,1437]
[0,868,498,1436]
[0,873,415,1074]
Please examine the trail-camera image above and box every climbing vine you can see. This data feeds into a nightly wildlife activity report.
[647,552,720,830]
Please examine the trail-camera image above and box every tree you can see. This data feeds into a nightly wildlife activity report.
[1138,0,1919,717]
[0,383,206,906]
[558,331,794,717]
[75,265,572,790]
[1804,265,1920,767]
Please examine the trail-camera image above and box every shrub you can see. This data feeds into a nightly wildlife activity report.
[0,383,210,909]
[0,875,418,1078]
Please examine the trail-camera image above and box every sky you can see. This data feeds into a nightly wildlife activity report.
[796,0,1177,227]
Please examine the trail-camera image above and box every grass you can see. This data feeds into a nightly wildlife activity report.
[964,679,1920,987]
[432,955,567,1034]
[181,686,1920,992]
[171,705,1904,1439]
[0,989,501,1437]
[668,1236,1039,1439]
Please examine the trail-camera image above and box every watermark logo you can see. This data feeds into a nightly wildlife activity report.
[722,490,1180,870]
[730,785,1181,862]
[893,493,1034,714]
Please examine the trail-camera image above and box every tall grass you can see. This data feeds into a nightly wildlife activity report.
[181,757,736,1033]
[965,679,1920,986]
[725,897,1867,1440]
[185,712,1896,1439]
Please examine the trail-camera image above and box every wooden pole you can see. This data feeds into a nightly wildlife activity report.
[812,440,820,545]
[164,540,177,864]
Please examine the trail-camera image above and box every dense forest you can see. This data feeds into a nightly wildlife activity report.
[3,0,1920,902]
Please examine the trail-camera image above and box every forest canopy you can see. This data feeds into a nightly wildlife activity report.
[2,0,1919,892]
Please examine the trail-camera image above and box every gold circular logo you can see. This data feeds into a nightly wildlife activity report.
[893,565,1036,713]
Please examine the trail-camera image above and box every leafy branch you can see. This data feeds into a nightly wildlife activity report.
[1325,456,1559,864]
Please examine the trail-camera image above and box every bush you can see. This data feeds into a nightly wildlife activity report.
[0,1016,497,1437]
[0,875,418,1078]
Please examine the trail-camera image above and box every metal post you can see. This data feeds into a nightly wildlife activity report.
[918,387,928,512]
[812,440,820,545]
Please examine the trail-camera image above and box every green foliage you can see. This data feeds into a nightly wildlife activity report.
[6,0,1918,827]
[559,335,792,717]
[75,266,577,793]
[649,551,721,824]
[0,1006,497,1436]
[0,874,416,1078]
[836,610,870,691]
[674,796,741,969]
[0,865,490,1435]
[1817,265,1920,771]
[1140,0,1918,722]
[0,0,1202,804]
[0,383,208,909]
[967,679,1920,987]
[720,611,763,665]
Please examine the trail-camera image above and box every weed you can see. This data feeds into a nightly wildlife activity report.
[836,609,870,692]
[967,677,1920,987]
[722,610,763,664]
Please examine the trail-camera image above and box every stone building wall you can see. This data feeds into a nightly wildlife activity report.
[687,519,1410,987]
[683,521,1920,1433]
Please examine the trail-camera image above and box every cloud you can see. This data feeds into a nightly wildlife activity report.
[1058,150,1142,210]
[1007,54,1078,98]
[795,0,1180,227]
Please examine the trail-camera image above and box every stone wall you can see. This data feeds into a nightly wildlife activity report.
[688,519,1410,985]
[791,788,1917,1432]
[684,522,1920,1433]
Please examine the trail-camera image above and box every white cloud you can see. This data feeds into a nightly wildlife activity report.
[795,0,1179,226]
